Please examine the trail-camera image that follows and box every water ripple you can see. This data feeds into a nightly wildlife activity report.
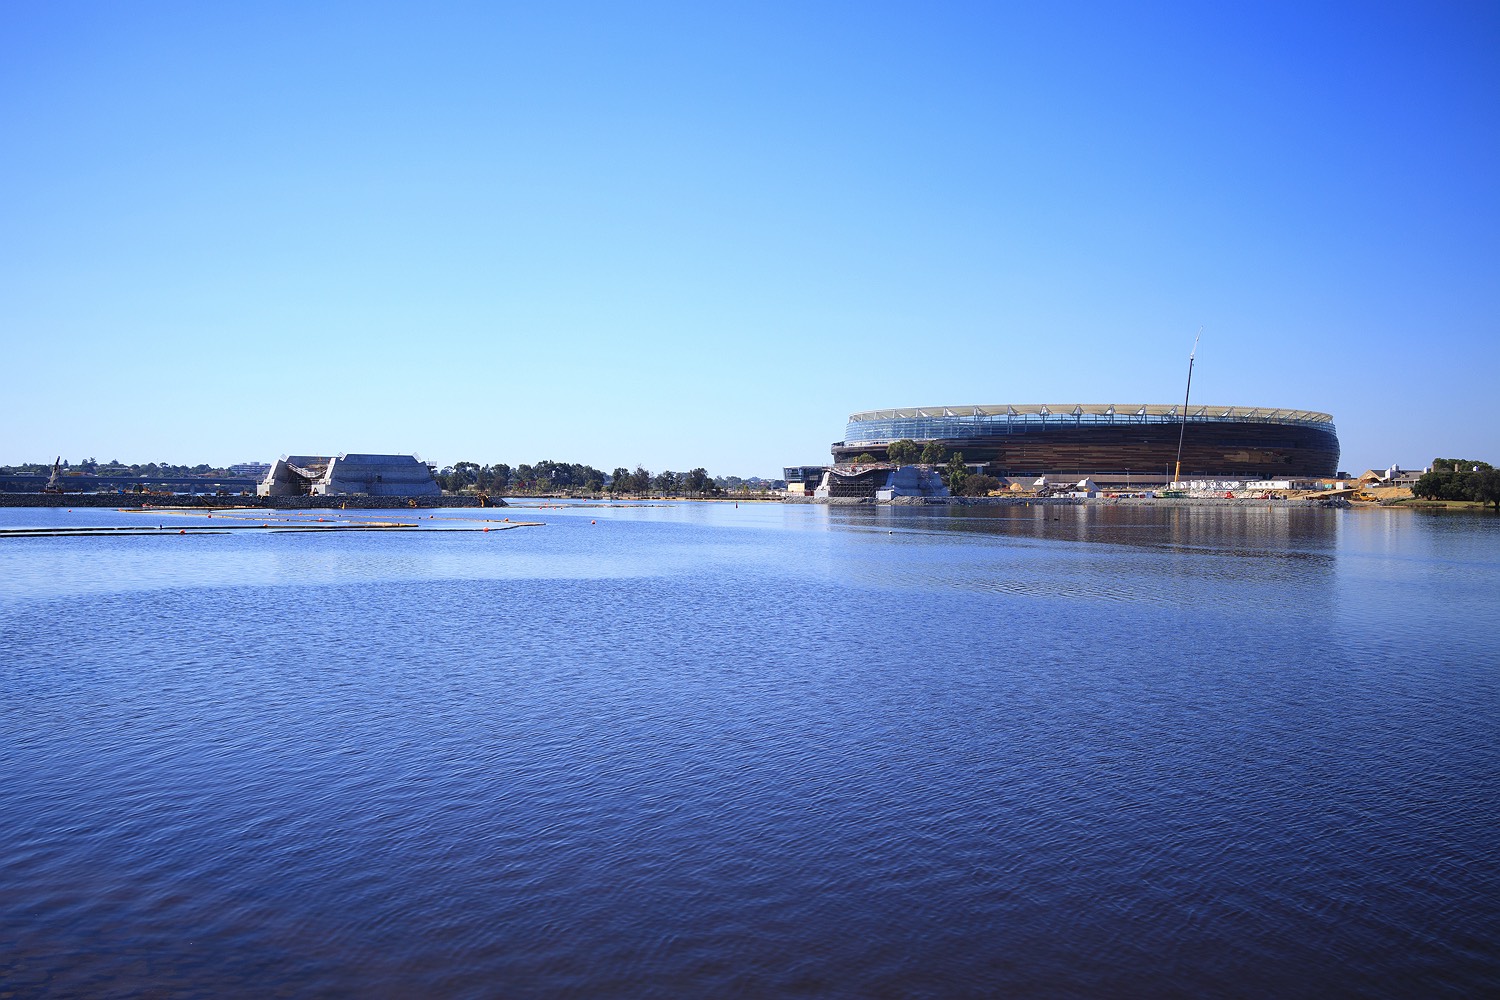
[2,505,1498,996]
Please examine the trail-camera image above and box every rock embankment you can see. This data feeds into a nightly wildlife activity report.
[784,495,1083,506]
[784,494,1350,509]
[0,493,508,509]
[1096,495,1351,508]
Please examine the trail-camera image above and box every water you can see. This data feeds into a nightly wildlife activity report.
[2,502,1497,997]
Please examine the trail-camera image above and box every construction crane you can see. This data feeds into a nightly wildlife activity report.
[1172,328,1203,488]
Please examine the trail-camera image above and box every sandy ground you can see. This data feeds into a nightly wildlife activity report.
[1345,485,1414,504]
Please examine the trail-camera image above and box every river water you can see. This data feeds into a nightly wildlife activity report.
[2,502,1496,997]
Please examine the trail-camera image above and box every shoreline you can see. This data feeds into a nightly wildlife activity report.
[11,493,1484,511]
[0,492,776,510]
[784,495,1354,508]
[0,493,510,510]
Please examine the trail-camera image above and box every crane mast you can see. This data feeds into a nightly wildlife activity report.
[1172,328,1203,487]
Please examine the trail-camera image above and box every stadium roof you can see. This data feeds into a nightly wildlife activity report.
[848,403,1333,426]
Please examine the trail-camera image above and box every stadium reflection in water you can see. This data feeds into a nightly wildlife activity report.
[828,500,1341,546]
[1,502,1495,997]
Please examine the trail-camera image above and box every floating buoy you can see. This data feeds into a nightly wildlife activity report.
[483,527,489,532]
[179,529,185,534]
[591,520,596,524]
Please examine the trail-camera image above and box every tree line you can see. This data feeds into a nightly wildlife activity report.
[848,439,949,466]
[435,460,725,497]
[0,459,236,477]
[1,457,770,497]
[1412,458,1500,510]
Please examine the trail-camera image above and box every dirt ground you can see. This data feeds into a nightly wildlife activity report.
[1279,485,1410,504]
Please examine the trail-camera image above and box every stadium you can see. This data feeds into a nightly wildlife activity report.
[830,403,1340,479]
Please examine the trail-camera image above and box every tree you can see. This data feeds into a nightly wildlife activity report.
[958,473,1001,497]
[887,439,920,465]
[1412,470,1454,500]
[919,440,947,464]
[450,461,480,491]
[852,452,878,465]
[654,470,679,494]
[1410,470,1446,497]
[943,453,969,494]
[609,467,630,493]
[1412,459,1499,507]
[1469,468,1500,511]
[1432,457,1494,473]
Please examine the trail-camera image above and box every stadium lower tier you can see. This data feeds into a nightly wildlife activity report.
[831,421,1340,478]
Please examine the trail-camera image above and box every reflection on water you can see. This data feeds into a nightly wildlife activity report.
[1,503,1497,997]
[824,501,1340,551]
[802,505,1341,618]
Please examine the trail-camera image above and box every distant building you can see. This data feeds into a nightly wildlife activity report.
[783,466,828,497]
[831,402,1340,478]
[257,454,440,497]
[1357,465,1429,487]
[1246,479,1324,491]
[810,464,950,500]
[230,462,272,478]
[1386,465,1429,487]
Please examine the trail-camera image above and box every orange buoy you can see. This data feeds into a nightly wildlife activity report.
[483,527,489,532]
[179,529,185,534]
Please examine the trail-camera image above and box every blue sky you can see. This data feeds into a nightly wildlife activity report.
[3,1,1496,476]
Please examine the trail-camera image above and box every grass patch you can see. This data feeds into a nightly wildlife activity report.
[1385,497,1492,510]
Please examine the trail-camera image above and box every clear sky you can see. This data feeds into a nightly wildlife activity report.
[3,1,1496,477]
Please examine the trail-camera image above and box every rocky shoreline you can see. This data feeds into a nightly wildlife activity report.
[784,494,1352,509]
[0,493,508,510]
[0,492,1355,510]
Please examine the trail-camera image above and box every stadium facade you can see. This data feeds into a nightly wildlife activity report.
[831,403,1340,478]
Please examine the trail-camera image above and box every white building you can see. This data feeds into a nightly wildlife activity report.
[1246,479,1324,491]
[257,454,440,497]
